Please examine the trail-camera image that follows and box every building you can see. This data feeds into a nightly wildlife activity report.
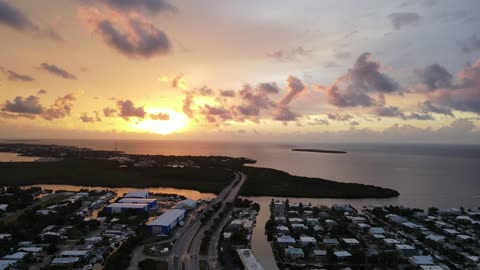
[2,252,27,261]
[299,236,317,246]
[117,198,158,208]
[175,199,197,210]
[0,260,14,270]
[123,191,149,198]
[51,257,80,266]
[60,250,90,258]
[334,251,352,259]
[236,249,264,270]
[273,202,285,216]
[146,209,186,234]
[342,238,360,246]
[395,244,418,257]
[276,236,296,246]
[105,203,148,214]
[285,247,304,259]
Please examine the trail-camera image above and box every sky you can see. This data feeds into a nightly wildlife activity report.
[1,0,480,143]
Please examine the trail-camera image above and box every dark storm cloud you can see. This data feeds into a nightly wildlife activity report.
[79,8,172,59]
[3,95,43,114]
[419,101,453,116]
[459,35,480,54]
[388,12,420,30]
[320,53,400,107]
[150,112,170,120]
[415,64,453,91]
[80,111,101,123]
[267,47,312,61]
[0,67,34,82]
[219,89,236,98]
[327,112,353,121]
[39,63,77,80]
[116,99,146,119]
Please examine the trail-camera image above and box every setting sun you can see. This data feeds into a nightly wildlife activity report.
[134,108,188,135]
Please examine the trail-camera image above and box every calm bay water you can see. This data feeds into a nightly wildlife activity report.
[2,139,479,269]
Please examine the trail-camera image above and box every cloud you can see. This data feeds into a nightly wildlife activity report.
[350,120,360,126]
[94,0,176,15]
[39,63,77,80]
[103,107,117,117]
[42,93,78,120]
[80,111,101,122]
[199,104,232,124]
[415,63,452,91]
[2,92,79,120]
[182,91,195,118]
[0,0,62,41]
[0,67,34,82]
[150,112,170,120]
[459,34,480,54]
[267,46,312,61]
[272,105,301,123]
[219,89,236,98]
[0,0,36,31]
[373,105,406,119]
[280,76,306,105]
[308,118,329,126]
[257,82,280,95]
[319,53,400,107]
[78,8,172,59]
[195,86,214,96]
[3,95,43,114]
[407,112,434,120]
[419,100,453,116]
[327,112,353,121]
[388,12,420,30]
[116,99,146,119]
[418,59,480,114]
[37,89,47,95]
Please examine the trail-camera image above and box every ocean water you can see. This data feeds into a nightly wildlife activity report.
[13,139,479,209]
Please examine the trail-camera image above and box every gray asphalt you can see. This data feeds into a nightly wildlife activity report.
[168,171,246,270]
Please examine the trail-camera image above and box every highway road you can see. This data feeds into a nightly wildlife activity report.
[169,171,247,270]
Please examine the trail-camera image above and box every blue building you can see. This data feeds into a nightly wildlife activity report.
[146,209,186,234]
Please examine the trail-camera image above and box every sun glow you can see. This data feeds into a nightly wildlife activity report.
[134,108,188,135]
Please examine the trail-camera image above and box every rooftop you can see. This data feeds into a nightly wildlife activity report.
[147,209,186,226]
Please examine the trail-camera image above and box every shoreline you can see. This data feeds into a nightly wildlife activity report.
[0,143,399,199]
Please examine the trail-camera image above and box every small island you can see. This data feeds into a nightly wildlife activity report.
[292,148,347,154]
